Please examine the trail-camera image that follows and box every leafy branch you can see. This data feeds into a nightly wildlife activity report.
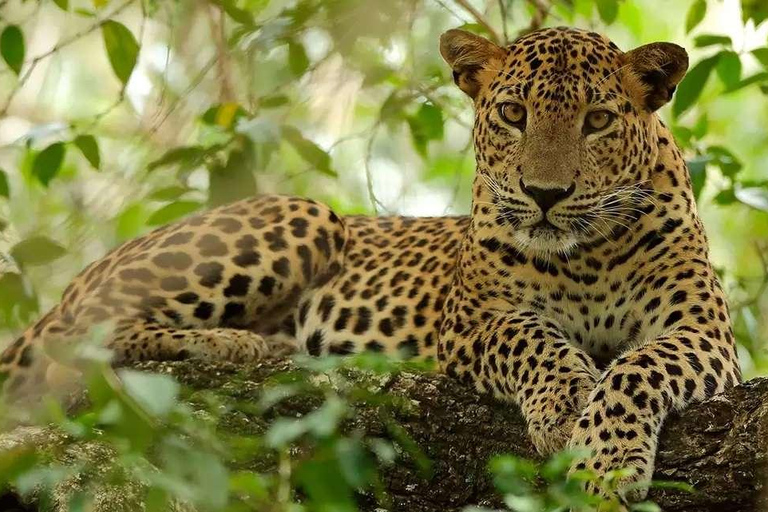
[0,0,137,117]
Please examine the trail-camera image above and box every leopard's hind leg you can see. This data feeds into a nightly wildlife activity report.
[1,195,348,402]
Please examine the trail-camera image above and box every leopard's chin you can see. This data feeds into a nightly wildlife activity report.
[512,226,580,255]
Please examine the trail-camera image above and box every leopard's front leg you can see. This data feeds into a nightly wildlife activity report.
[569,322,741,500]
[439,309,601,455]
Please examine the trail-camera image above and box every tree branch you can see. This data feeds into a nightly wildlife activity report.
[452,0,502,44]
[2,360,767,512]
[0,0,137,117]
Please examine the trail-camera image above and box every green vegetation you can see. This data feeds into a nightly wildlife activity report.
[0,353,685,511]
[0,0,767,510]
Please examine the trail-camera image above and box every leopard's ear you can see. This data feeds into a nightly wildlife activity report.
[623,42,689,112]
[440,29,507,99]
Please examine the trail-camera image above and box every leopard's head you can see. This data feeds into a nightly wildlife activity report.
[440,26,688,254]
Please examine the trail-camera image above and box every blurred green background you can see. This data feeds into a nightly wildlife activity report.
[0,0,767,376]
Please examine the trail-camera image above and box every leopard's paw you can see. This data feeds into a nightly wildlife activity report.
[527,413,578,455]
[568,436,655,502]
[184,329,269,363]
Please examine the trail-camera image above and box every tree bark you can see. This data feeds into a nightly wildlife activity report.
[2,359,767,512]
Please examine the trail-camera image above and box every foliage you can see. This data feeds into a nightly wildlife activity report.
[0,353,422,511]
[0,352,695,512]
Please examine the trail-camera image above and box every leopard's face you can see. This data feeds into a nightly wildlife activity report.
[441,27,688,254]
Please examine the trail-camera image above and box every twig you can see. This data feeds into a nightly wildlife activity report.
[0,0,137,117]
[363,122,388,215]
[453,0,502,44]
[207,3,235,103]
[433,0,467,22]
[730,242,768,311]
[523,0,551,34]
[444,137,474,214]
[144,54,219,137]
[498,0,510,45]
[155,1,176,109]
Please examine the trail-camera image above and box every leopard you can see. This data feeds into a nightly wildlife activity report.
[0,26,741,500]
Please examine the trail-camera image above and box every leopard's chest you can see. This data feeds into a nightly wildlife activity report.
[476,257,652,364]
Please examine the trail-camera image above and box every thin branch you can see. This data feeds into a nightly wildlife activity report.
[731,242,768,311]
[0,0,137,117]
[497,0,510,45]
[452,0,502,44]
[444,137,474,214]
[144,53,219,137]
[363,122,388,215]
[523,0,552,34]
[432,0,467,22]
[208,4,235,103]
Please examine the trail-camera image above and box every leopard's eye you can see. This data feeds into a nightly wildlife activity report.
[498,102,527,129]
[584,110,615,134]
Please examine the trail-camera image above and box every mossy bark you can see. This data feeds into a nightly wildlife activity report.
[3,360,767,512]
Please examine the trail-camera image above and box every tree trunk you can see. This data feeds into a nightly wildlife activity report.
[2,359,767,512]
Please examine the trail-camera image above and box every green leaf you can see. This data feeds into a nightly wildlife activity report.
[725,71,768,93]
[149,185,189,201]
[118,370,180,417]
[714,187,736,205]
[707,144,742,178]
[11,236,66,267]
[630,503,661,512]
[101,20,139,85]
[73,134,100,169]
[407,103,444,157]
[282,126,336,176]
[265,396,347,447]
[0,169,8,198]
[336,438,375,487]
[691,114,709,139]
[288,41,309,76]
[229,471,268,500]
[201,103,247,127]
[209,0,255,25]
[259,94,289,108]
[685,0,706,33]
[595,0,619,24]
[686,157,708,200]
[673,55,719,118]
[32,142,67,186]
[52,0,68,10]
[295,457,357,512]
[694,34,732,48]
[361,64,395,86]
[379,91,410,123]
[146,201,203,226]
[742,0,768,25]
[716,51,742,89]
[115,202,146,241]
[0,25,25,75]
[752,48,768,69]
[0,272,38,324]
[147,145,206,171]
[208,138,258,207]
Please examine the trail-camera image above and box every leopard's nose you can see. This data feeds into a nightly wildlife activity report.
[519,178,576,213]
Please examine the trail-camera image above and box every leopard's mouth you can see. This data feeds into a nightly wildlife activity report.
[529,219,562,234]
[513,221,580,254]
